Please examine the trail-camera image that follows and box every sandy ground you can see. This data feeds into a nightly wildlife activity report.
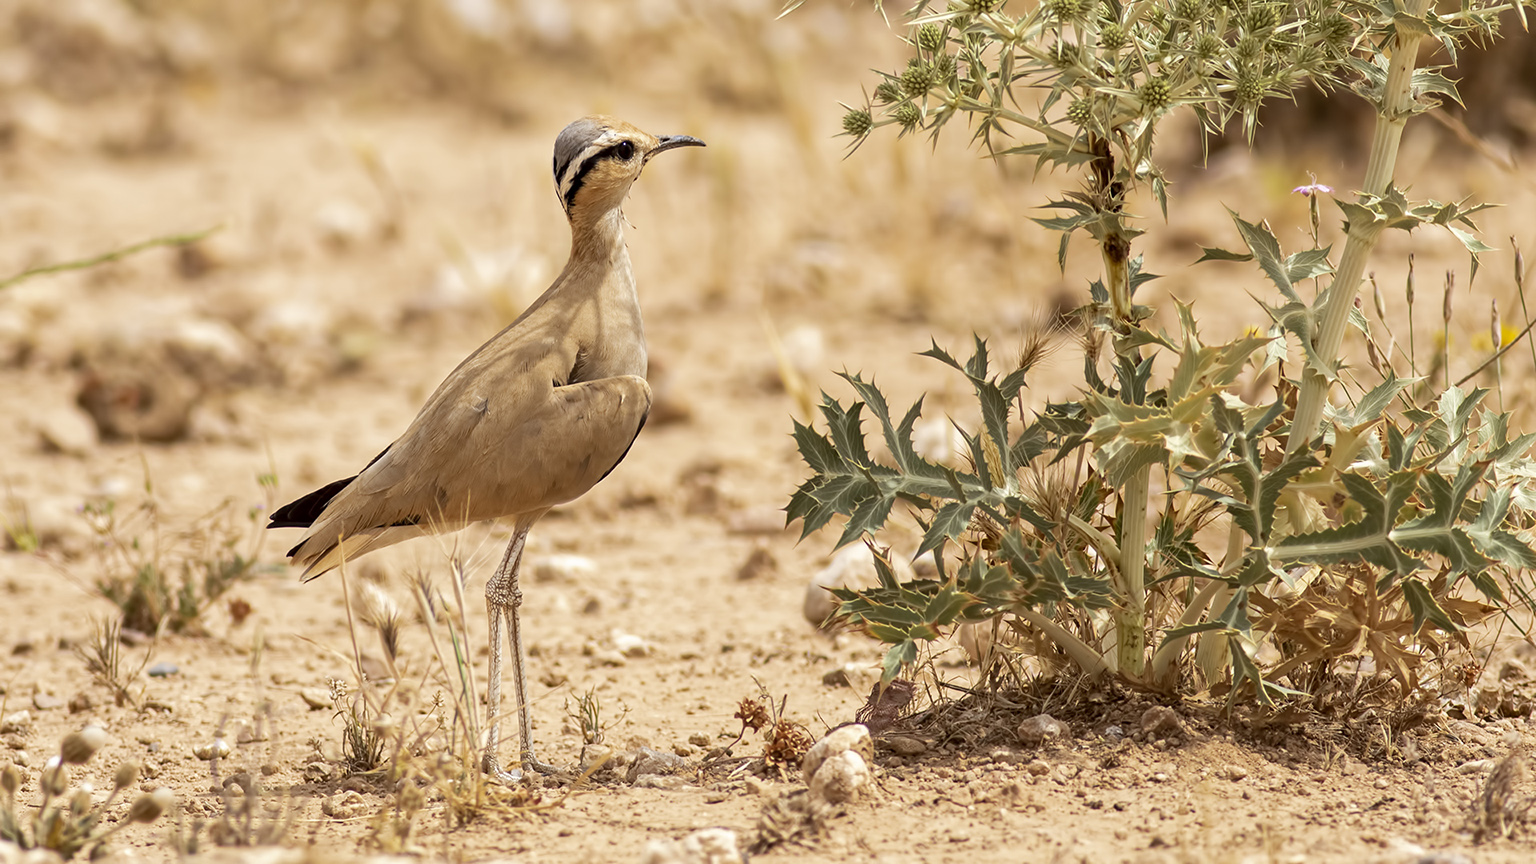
[4,2,1536,862]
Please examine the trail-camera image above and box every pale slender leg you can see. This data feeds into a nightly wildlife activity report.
[482,527,558,782]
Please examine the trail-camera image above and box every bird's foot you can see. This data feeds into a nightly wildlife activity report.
[520,749,561,776]
[481,754,526,786]
[481,751,561,784]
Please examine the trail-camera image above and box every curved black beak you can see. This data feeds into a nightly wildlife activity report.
[648,135,706,160]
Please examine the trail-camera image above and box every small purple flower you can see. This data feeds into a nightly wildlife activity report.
[1292,174,1334,197]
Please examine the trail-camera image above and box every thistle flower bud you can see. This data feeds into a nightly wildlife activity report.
[70,788,93,816]
[1514,237,1524,291]
[874,80,901,105]
[1139,78,1172,112]
[1318,13,1352,48]
[1406,253,1416,305]
[971,0,999,12]
[1233,35,1264,64]
[1045,0,1085,22]
[1194,33,1223,61]
[916,22,945,52]
[1372,277,1388,323]
[1098,23,1126,51]
[127,788,173,824]
[1491,299,1502,349]
[1174,0,1204,20]
[842,108,873,138]
[1443,271,1455,324]
[893,102,922,129]
[931,53,957,83]
[113,760,141,791]
[60,726,108,765]
[901,62,934,97]
[1245,6,1278,35]
[1,764,19,797]
[1048,42,1079,68]
[1066,98,1093,126]
[1235,74,1266,107]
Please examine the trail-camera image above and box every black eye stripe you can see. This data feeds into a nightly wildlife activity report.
[561,141,639,209]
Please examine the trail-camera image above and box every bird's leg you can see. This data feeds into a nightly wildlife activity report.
[506,560,560,776]
[482,527,559,782]
[481,530,524,783]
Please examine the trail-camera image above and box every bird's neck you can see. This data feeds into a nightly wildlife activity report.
[567,207,628,267]
[559,206,647,378]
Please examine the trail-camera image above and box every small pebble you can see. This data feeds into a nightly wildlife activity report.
[321,790,370,819]
[1,710,31,734]
[1224,764,1249,781]
[31,693,62,711]
[1017,714,1068,747]
[887,736,927,757]
[612,630,651,658]
[1026,760,1051,776]
[1373,778,1390,789]
[147,663,179,678]
[688,732,711,748]
[299,688,331,710]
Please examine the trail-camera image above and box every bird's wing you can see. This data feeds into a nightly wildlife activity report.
[289,368,652,578]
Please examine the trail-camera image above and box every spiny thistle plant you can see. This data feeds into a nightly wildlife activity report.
[786,0,1536,705]
[0,727,174,859]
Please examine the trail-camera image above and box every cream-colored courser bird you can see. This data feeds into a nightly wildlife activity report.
[268,116,703,782]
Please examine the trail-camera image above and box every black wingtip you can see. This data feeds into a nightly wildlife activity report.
[268,475,355,530]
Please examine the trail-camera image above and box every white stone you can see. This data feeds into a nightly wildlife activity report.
[800,724,873,786]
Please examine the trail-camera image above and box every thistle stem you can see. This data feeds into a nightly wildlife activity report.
[1286,1,1431,452]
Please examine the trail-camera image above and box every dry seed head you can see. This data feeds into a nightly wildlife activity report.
[128,788,173,823]
[113,760,141,791]
[916,22,945,53]
[1,763,18,797]
[1491,299,1501,347]
[893,102,922,129]
[40,759,68,797]
[69,788,92,816]
[874,80,902,105]
[1514,237,1524,290]
[843,108,873,138]
[735,698,771,732]
[1098,23,1126,51]
[1444,270,1455,323]
[1372,278,1388,322]
[61,726,108,765]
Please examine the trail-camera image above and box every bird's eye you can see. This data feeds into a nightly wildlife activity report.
[614,140,635,160]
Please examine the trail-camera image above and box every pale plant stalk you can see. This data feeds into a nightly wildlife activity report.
[1287,0,1431,452]
[1102,237,1149,677]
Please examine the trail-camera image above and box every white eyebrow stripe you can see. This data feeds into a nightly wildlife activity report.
[555,131,624,201]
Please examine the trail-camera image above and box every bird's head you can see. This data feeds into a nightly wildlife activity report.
[552,116,704,223]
